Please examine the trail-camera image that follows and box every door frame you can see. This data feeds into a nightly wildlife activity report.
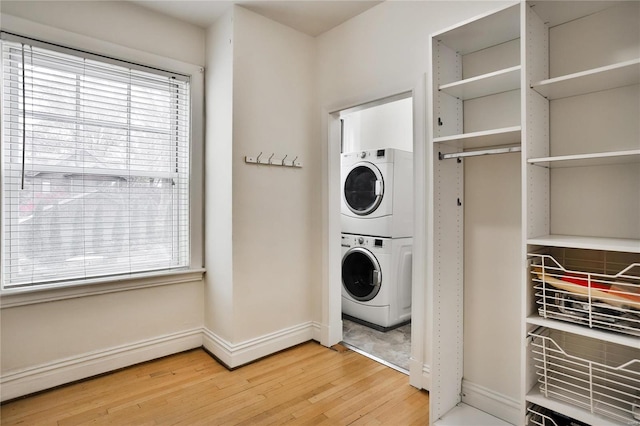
[322,78,429,390]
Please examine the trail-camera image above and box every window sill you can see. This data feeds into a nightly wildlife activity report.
[0,268,206,308]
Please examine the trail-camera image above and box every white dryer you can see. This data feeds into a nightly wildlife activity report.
[341,148,413,238]
[341,234,412,330]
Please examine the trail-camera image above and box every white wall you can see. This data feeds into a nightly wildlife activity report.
[204,9,235,345]
[1,281,204,400]
[463,153,521,401]
[202,6,319,365]
[316,0,519,417]
[231,6,317,342]
[0,1,205,67]
[2,286,202,370]
[0,1,206,401]
[317,2,510,110]
[342,97,413,153]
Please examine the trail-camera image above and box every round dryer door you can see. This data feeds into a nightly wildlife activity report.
[342,247,382,302]
[343,163,384,216]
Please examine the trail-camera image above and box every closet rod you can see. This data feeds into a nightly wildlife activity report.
[439,145,521,160]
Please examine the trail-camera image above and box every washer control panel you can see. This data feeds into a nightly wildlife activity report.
[342,148,387,163]
[341,234,384,249]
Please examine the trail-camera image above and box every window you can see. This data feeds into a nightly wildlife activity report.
[1,33,191,289]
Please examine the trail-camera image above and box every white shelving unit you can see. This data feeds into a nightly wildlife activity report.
[440,65,521,101]
[524,1,640,426]
[528,150,640,169]
[434,4,520,56]
[428,1,639,425]
[433,126,521,150]
[527,235,640,254]
[526,316,639,349]
[427,3,523,424]
[530,59,640,100]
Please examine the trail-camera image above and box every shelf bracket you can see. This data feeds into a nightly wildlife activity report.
[438,145,521,160]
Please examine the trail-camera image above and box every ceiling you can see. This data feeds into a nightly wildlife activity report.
[130,1,383,37]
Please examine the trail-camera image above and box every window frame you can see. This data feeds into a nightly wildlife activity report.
[0,22,204,304]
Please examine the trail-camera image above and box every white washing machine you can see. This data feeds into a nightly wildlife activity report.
[341,148,413,238]
[341,234,412,330]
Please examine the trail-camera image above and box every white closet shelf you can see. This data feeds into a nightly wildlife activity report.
[439,66,521,100]
[527,235,640,253]
[528,149,640,168]
[531,59,640,100]
[434,3,520,55]
[433,126,521,150]
[529,1,626,27]
[526,316,639,349]
[526,388,627,426]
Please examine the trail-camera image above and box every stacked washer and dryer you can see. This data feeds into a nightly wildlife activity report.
[340,148,413,331]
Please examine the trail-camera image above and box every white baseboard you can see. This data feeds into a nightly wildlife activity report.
[1,322,323,402]
[0,328,203,402]
[314,320,340,347]
[311,321,323,343]
[461,379,520,425]
[202,321,318,369]
[409,358,430,390]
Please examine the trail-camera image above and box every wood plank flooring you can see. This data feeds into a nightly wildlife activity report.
[0,342,429,425]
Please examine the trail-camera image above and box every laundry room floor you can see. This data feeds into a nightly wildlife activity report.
[341,318,411,372]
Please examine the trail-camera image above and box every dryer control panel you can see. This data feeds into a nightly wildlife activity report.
[341,234,385,249]
[340,148,411,168]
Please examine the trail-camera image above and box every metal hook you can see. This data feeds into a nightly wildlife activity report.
[268,153,275,164]
[293,156,298,163]
[256,152,263,162]
[282,154,288,166]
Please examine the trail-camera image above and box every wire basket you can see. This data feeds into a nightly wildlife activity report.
[530,328,640,424]
[527,404,589,426]
[529,254,640,337]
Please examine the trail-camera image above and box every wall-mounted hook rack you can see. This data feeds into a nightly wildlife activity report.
[245,153,302,168]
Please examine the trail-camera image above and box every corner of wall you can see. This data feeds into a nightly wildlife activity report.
[201,322,320,369]
[461,379,521,425]
[203,6,235,343]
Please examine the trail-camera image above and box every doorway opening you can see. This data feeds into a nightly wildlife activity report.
[337,93,414,373]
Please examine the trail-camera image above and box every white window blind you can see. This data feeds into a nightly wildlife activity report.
[1,34,191,289]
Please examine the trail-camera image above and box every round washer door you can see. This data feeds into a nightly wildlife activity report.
[342,247,382,302]
[343,162,384,216]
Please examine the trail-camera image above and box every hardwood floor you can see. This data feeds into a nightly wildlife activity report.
[1,342,429,425]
